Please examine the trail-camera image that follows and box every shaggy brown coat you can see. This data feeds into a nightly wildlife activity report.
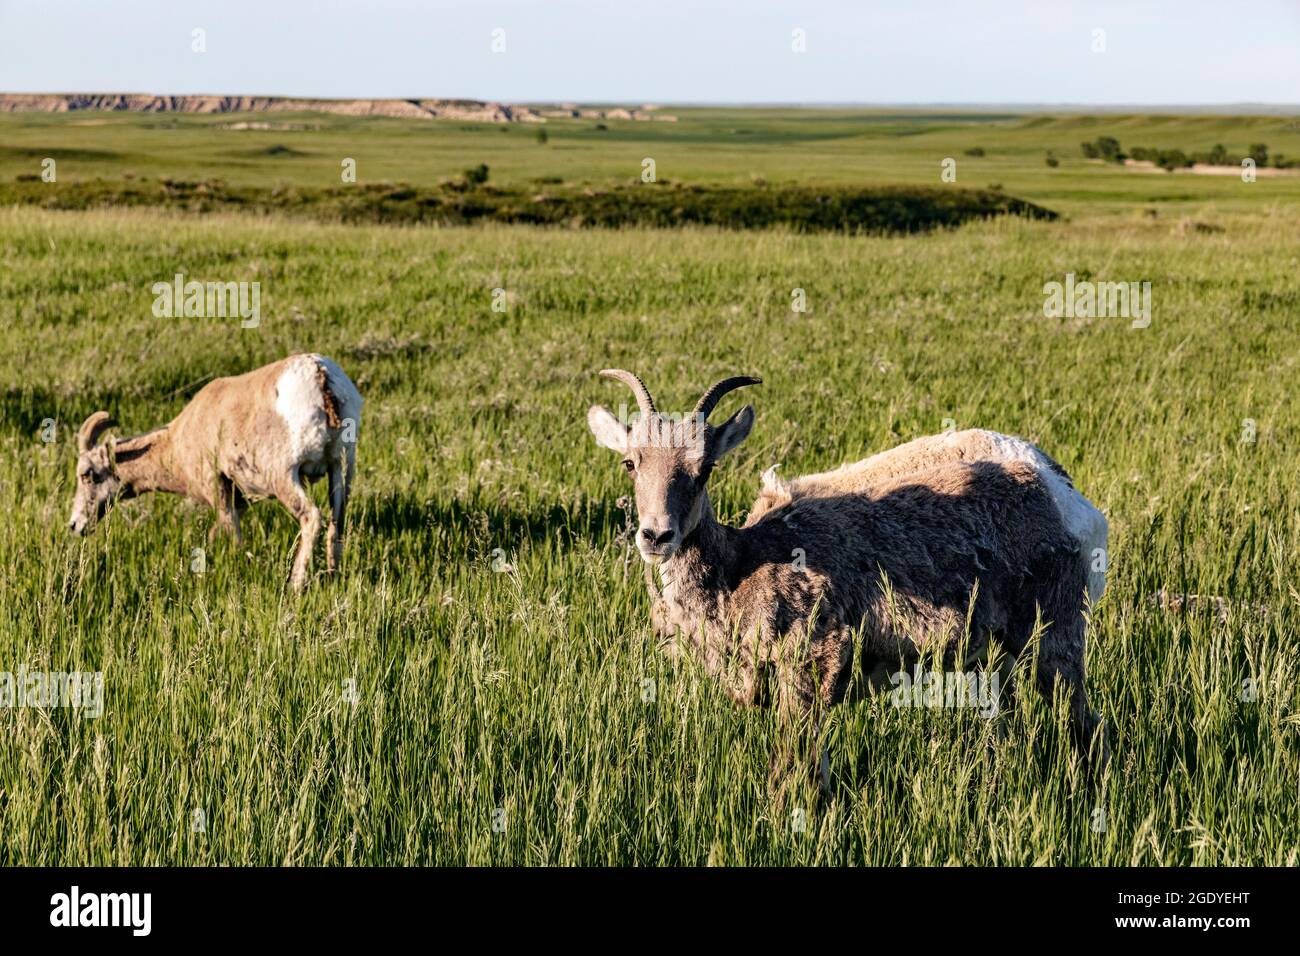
[589,372,1104,757]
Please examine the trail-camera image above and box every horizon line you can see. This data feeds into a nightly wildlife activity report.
[2,91,1299,114]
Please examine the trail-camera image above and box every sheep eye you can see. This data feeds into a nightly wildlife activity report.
[622,459,635,474]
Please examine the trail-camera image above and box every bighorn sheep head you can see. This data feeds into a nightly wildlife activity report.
[588,370,760,563]
[68,411,120,535]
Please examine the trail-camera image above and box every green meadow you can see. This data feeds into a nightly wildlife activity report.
[0,108,1297,865]
[5,107,1300,214]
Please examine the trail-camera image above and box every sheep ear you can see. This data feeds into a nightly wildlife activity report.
[710,404,754,459]
[587,405,629,453]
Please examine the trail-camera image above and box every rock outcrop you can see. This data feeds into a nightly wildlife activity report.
[0,93,547,123]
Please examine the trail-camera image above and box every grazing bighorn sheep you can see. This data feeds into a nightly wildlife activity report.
[68,353,362,591]
[588,370,1106,759]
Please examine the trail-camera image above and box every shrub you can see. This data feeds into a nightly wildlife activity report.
[463,163,490,185]
[1155,149,1190,172]
[1081,137,1124,162]
[1076,138,1128,162]
[1096,136,1124,162]
[0,178,1058,234]
[1123,144,1194,171]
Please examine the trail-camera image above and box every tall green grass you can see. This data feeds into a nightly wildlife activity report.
[0,205,1296,865]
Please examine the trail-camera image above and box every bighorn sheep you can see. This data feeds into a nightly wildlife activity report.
[588,370,1107,761]
[68,353,362,591]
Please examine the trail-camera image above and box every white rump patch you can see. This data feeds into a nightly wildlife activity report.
[275,354,363,478]
[977,430,1108,605]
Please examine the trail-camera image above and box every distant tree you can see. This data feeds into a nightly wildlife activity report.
[1045,151,1059,167]
[1248,143,1269,165]
[464,163,490,185]
[1155,149,1189,172]
[1081,137,1124,162]
[536,127,549,145]
[1208,143,1228,166]
[964,147,985,157]
[1095,136,1124,162]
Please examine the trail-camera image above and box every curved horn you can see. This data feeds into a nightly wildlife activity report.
[77,412,117,453]
[599,369,657,419]
[692,376,762,422]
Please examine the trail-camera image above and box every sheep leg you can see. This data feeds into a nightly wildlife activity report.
[277,472,321,592]
[325,458,348,574]
[999,628,1104,762]
[1036,634,1106,764]
[209,476,245,546]
[768,699,828,809]
[769,638,831,800]
[998,552,1106,765]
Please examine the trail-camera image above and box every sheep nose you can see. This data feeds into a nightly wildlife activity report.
[640,527,675,546]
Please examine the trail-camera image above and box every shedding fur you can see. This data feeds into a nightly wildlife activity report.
[316,360,342,429]
[750,428,1109,606]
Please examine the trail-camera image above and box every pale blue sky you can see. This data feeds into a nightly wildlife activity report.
[0,0,1296,104]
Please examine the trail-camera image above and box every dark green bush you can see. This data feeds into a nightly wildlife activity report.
[1081,137,1125,162]
[0,176,1057,234]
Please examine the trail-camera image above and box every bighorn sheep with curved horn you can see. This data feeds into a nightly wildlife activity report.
[588,370,1107,766]
[68,353,362,591]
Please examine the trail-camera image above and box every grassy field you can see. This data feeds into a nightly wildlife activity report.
[1,108,1298,865]
[5,108,1300,216]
